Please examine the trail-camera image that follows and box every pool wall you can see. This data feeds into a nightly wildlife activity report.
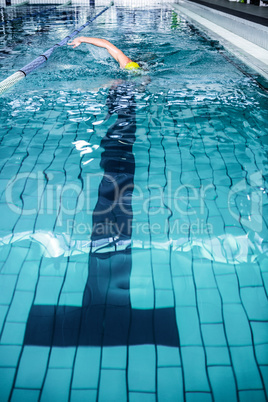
[172,0,268,81]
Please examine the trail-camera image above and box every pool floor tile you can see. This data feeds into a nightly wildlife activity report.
[260,366,268,396]
[1,322,26,345]
[175,306,203,346]
[150,250,170,268]
[1,247,29,275]
[0,305,8,334]
[58,292,84,307]
[212,261,235,276]
[49,347,76,369]
[39,259,68,277]
[208,366,237,402]
[255,344,268,365]
[251,322,268,345]
[0,345,21,368]
[70,389,97,402]
[216,274,241,303]
[171,253,192,277]
[185,392,213,402]
[205,346,231,366]
[201,324,227,347]
[11,389,40,402]
[0,245,12,263]
[101,346,127,370]
[60,262,88,293]
[130,276,154,310]
[181,346,210,392]
[240,288,268,321]
[72,347,101,389]
[7,291,34,323]
[157,345,181,367]
[173,276,196,307]
[129,392,156,402]
[131,250,151,277]
[238,390,267,402]
[155,289,175,308]
[128,345,156,393]
[197,288,222,324]
[259,257,268,273]
[0,368,16,402]
[192,261,216,289]
[40,368,72,402]
[223,304,252,346]
[230,346,263,390]
[152,264,173,290]
[0,275,17,305]
[98,369,127,402]
[17,262,39,292]
[157,367,183,401]
[235,263,263,288]
[34,276,63,305]
[15,346,50,389]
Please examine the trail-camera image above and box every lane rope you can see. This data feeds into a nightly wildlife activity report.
[0,1,114,95]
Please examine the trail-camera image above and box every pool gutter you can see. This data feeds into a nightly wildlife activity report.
[171,0,268,82]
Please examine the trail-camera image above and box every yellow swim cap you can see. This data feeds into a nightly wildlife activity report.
[125,62,140,70]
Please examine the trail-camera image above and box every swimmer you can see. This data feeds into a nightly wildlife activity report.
[68,37,140,70]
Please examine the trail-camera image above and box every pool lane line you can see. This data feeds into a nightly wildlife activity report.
[23,82,181,349]
[0,1,71,26]
[0,1,114,95]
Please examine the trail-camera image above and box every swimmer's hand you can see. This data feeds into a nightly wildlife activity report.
[68,38,83,49]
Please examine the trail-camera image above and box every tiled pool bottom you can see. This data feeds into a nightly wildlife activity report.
[0,4,268,400]
[1,249,268,402]
[0,87,267,402]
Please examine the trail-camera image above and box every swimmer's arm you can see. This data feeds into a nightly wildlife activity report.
[68,37,132,68]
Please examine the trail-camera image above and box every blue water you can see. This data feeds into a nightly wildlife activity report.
[0,3,268,401]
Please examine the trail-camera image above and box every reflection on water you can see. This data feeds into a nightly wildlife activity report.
[0,231,266,265]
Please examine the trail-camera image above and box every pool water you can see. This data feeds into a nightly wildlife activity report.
[0,3,268,401]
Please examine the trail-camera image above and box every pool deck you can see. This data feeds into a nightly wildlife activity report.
[172,0,268,83]
[186,0,268,26]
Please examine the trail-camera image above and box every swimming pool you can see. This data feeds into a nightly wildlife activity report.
[0,2,268,401]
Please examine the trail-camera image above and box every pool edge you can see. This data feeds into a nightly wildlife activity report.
[171,0,268,82]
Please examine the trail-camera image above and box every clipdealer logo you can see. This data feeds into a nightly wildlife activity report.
[4,170,264,233]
